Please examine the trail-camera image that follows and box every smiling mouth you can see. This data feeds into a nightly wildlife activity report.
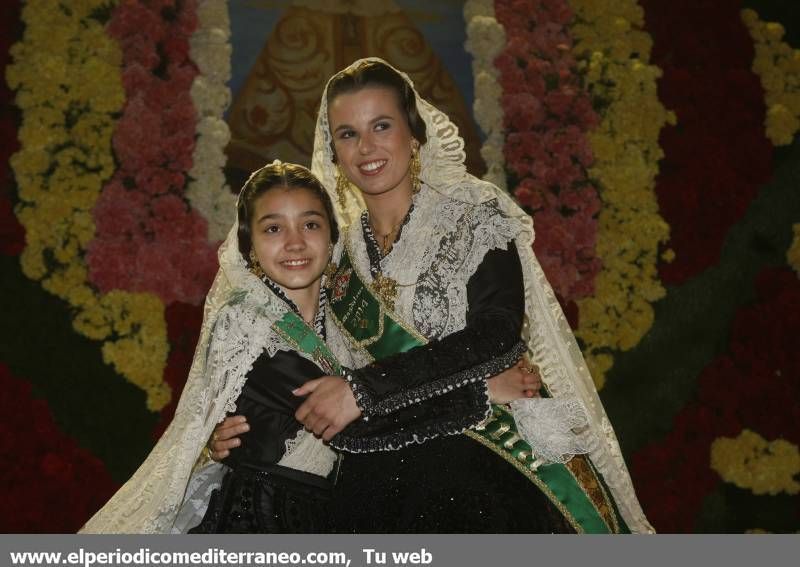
[359,159,387,175]
[280,259,311,269]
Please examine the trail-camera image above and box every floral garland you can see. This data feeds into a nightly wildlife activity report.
[743,9,800,285]
[6,0,224,411]
[493,0,602,319]
[6,0,122,285]
[87,0,218,308]
[4,0,170,409]
[84,1,225,410]
[710,429,800,496]
[642,0,771,286]
[742,9,800,147]
[186,0,236,242]
[632,267,800,532]
[568,0,674,387]
[463,0,507,190]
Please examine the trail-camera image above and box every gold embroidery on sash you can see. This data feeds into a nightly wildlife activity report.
[565,456,619,533]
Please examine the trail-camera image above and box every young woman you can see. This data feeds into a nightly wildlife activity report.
[214,60,653,533]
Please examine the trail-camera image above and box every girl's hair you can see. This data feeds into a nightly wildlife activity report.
[326,60,427,156]
[237,162,339,263]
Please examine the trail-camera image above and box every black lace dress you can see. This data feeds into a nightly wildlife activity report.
[329,239,576,533]
[188,348,334,533]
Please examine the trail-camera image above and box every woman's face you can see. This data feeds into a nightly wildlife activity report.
[250,186,332,293]
[328,86,416,200]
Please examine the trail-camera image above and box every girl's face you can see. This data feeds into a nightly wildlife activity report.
[328,86,416,200]
[250,186,332,294]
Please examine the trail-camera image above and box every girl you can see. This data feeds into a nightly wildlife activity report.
[82,162,341,533]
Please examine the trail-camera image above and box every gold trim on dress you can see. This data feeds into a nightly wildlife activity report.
[464,430,583,534]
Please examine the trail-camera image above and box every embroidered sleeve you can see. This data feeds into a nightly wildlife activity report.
[347,244,526,418]
[330,381,492,453]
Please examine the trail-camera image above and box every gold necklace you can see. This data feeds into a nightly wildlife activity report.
[371,217,405,256]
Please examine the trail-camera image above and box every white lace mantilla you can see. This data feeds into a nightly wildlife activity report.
[338,187,598,463]
[312,57,654,533]
[81,223,336,534]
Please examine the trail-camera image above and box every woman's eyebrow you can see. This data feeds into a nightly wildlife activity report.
[332,115,395,133]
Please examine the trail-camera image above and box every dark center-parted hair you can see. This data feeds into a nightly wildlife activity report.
[237,162,339,264]
[326,60,428,159]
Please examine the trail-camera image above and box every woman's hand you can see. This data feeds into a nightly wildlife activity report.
[487,359,542,404]
[208,415,249,461]
[294,376,361,441]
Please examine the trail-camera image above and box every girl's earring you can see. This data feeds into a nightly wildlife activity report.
[410,144,421,194]
[323,244,338,286]
[335,165,350,211]
[248,248,266,279]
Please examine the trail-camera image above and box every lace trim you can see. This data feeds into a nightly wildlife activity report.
[259,275,328,339]
[360,203,415,275]
[279,428,336,477]
[344,369,372,421]
[353,340,525,417]
[330,382,492,453]
[509,396,599,464]
[412,195,519,339]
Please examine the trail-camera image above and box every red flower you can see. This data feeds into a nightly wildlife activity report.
[0,364,118,532]
[88,0,218,305]
[631,268,800,531]
[496,0,602,304]
[642,0,772,284]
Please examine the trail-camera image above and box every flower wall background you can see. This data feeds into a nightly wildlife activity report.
[1,0,798,533]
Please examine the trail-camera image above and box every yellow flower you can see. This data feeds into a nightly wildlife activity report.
[570,0,674,387]
[7,0,172,411]
[743,9,800,146]
[710,429,800,496]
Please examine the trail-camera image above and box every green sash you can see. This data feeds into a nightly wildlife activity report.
[326,243,426,360]
[272,310,342,376]
[326,243,629,534]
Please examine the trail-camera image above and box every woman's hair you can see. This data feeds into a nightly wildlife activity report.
[326,60,428,155]
[237,162,339,262]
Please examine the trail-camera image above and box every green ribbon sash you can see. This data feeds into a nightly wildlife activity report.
[326,244,627,533]
[326,242,426,360]
[272,310,342,376]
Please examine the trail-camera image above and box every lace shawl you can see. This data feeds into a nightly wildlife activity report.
[311,57,654,534]
[80,222,335,534]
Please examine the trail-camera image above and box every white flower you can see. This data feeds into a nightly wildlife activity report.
[187,0,233,244]
[465,16,507,66]
[196,0,230,30]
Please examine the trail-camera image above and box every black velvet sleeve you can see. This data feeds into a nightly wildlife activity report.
[332,243,526,452]
[330,381,491,453]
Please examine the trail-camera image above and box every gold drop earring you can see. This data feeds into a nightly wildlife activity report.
[410,144,421,194]
[335,164,350,211]
[248,248,266,279]
[323,243,338,289]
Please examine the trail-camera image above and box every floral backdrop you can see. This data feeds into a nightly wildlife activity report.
[1,0,798,533]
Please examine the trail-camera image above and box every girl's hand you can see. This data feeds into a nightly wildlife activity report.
[208,415,250,461]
